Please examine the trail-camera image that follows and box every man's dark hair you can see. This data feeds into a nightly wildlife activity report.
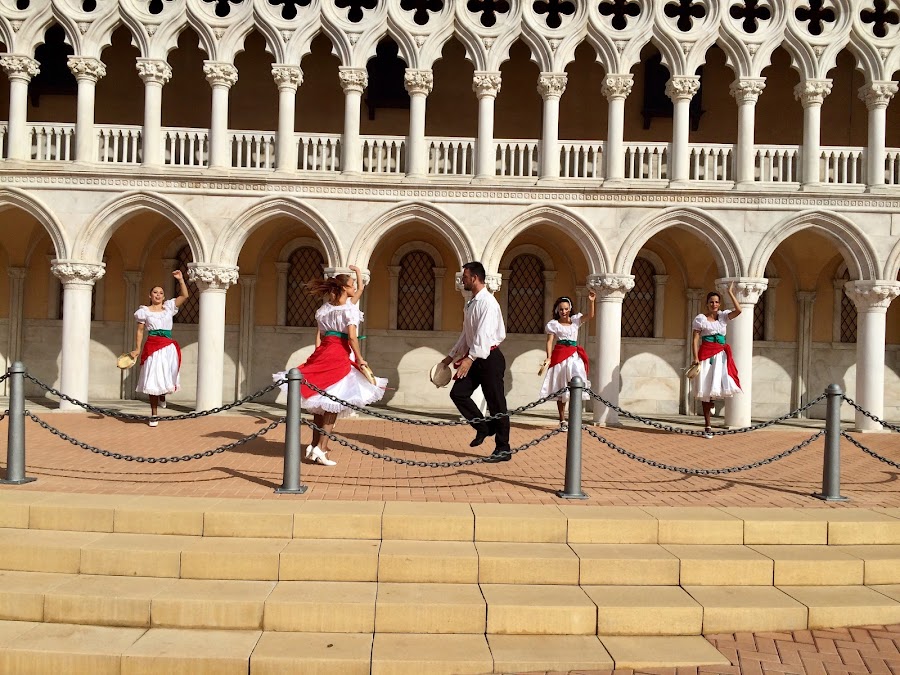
[462,261,486,282]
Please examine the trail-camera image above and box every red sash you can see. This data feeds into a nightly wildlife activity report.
[141,336,181,368]
[297,335,353,399]
[697,341,741,390]
[549,344,589,375]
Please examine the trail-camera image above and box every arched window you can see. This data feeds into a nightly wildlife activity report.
[173,245,200,324]
[286,247,325,327]
[839,268,857,343]
[507,254,545,334]
[622,257,654,338]
[397,250,436,330]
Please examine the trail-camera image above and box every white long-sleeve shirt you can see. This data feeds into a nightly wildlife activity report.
[449,287,506,361]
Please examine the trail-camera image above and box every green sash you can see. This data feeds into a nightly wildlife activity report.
[148,329,172,338]
[701,335,725,344]
[557,339,578,346]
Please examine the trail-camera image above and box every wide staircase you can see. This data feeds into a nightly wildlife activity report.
[0,491,899,673]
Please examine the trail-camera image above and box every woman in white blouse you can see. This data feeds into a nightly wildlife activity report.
[691,282,743,437]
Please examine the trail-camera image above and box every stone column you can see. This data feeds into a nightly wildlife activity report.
[764,279,779,342]
[272,65,302,172]
[844,281,900,431]
[653,274,668,338]
[404,69,433,178]
[542,270,557,324]
[275,261,290,326]
[665,76,701,184]
[51,261,106,410]
[730,77,766,188]
[794,290,816,415]
[859,81,898,191]
[537,73,567,181]
[136,59,172,166]
[0,56,40,160]
[684,288,704,415]
[68,57,106,163]
[189,264,239,411]
[388,265,402,330]
[498,269,511,316]
[794,79,832,189]
[5,268,26,395]
[237,275,256,398]
[433,267,446,330]
[589,274,635,425]
[575,286,589,349]
[122,271,143,400]
[203,62,238,169]
[601,74,633,184]
[717,278,767,428]
[339,67,368,175]
[473,72,501,180]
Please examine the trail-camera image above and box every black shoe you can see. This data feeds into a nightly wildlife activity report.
[484,448,511,463]
[469,429,494,447]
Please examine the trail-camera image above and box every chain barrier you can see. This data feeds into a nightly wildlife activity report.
[23,373,283,423]
[0,373,8,385]
[584,388,827,437]
[0,409,6,424]
[841,431,900,470]
[24,410,285,463]
[582,424,823,475]
[840,395,900,433]
[301,417,564,467]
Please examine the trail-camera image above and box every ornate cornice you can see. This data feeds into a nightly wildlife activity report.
[188,264,239,290]
[339,67,368,94]
[537,73,567,99]
[67,57,106,82]
[272,65,303,90]
[472,71,502,98]
[793,79,833,107]
[588,274,635,299]
[601,74,633,101]
[203,62,239,88]
[665,76,701,102]
[729,78,766,104]
[51,260,106,285]
[858,81,898,110]
[136,59,172,85]
[844,281,900,312]
[0,55,39,82]
[715,278,768,304]
[404,69,433,96]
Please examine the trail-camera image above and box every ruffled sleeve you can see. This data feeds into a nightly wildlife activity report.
[345,303,363,327]
[571,313,583,327]
[134,306,148,323]
[164,298,179,316]
[692,314,705,332]
[719,310,732,322]
[544,320,555,335]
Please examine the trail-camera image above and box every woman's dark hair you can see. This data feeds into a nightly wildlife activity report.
[462,261,486,282]
[306,274,352,304]
[706,291,721,304]
[552,296,574,321]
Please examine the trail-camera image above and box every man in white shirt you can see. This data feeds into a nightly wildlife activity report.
[439,262,511,462]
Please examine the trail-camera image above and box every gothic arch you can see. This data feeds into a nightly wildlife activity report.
[499,243,555,271]
[348,201,474,272]
[75,191,206,264]
[748,210,879,282]
[0,188,69,260]
[390,241,444,267]
[615,207,743,278]
[885,238,900,281]
[214,197,342,269]
[483,205,609,276]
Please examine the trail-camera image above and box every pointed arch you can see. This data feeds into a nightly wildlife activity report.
[883,237,900,282]
[0,188,69,260]
[348,201,475,271]
[483,204,609,275]
[748,210,879,281]
[75,191,206,263]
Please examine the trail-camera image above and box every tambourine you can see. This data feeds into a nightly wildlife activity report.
[429,362,452,388]
[359,364,377,386]
[117,353,137,370]
[538,359,550,377]
[684,362,701,380]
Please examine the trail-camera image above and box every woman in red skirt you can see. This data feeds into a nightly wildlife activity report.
[276,273,386,465]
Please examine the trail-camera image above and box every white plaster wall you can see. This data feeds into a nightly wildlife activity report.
[751,343,796,419]
[808,343,857,421]
[620,339,684,415]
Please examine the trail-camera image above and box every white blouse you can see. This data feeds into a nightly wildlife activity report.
[449,287,506,361]
[316,302,363,334]
[692,310,732,337]
[134,299,178,331]
[546,313,583,341]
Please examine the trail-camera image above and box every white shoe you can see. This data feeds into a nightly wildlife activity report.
[310,447,337,466]
[148,420,158,428]
[305,445,315,460]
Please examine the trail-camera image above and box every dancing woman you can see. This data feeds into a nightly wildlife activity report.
[691,282,743,438]
[130,270,189,427]
[539,291,596,425]
[277,272,386,466]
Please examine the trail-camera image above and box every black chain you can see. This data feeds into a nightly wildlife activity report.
[841,395,900,433]
[24,373,283,423]
[841,431,900,469]
[24,410,285,462]
[583,424,823,475]
[301,418,564,467]
[585,388,827,436]
[0,373,9,384]
[0,409,7,424]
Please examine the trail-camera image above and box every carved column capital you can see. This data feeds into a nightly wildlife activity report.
[796,290,817,303]
[715,277,769,305]
[188,263,239,291]
[7,267,27,281]
[858,81,898,110]
[0,55,40,82]
[339,67,368,94]
[67,56,106,82]
[665,76,701,102]
[588,274,635,300]
[239,274,257,287]
[485,274,503,293]
[272,64,303,91]
[793,79,833,107]
[601,73,634,101]
[537,72,567,99]
[203,61,238,88]
[51,260,106,287]
[136,58,172,85]
[729,77,766,104]
[844,281,900,312]
[274,261,291,274]
[472,71,502,98]
[404,69,433,96]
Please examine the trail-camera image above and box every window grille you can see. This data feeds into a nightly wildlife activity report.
[397,250,435,331]
[506,254,545,334]
[173,246,200,324]
[840,269,857,343]
[287,247,325,327]
[622,257,654,338]
[753,290,766,341]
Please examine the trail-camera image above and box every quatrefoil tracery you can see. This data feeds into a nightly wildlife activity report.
[664,0,706,31]
[202,0,244,17]
[795,0,836,36]
[466,0,511,27]
[729,0,771,33]
[400,0,444,25]
[534,0,576,29]
[335,0,378,22]
[861,0,899,38]
[598,0,641,30]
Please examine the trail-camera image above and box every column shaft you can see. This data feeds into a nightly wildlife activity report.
[666,77,700,184]
[730,79,765,187]
[1,56,40,160]
[473,72,501,179]
[538,73,566,180]
[795,80,832,188]
[204,62,238,170]
[339,67,367,175]
[190,264,239,411]
[719,279,767,428]
[589,275,634,425]
[859,82,897,190]
[404,69,433,178]
[136,59,171,166]
[70,57,106,162]
[273,65,302,172]
[237,275,256,397]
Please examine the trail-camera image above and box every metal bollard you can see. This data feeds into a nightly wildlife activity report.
[557,376,588,500]
[276,368,308,494]
[1,362,36,485]
[813,383,847,502]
